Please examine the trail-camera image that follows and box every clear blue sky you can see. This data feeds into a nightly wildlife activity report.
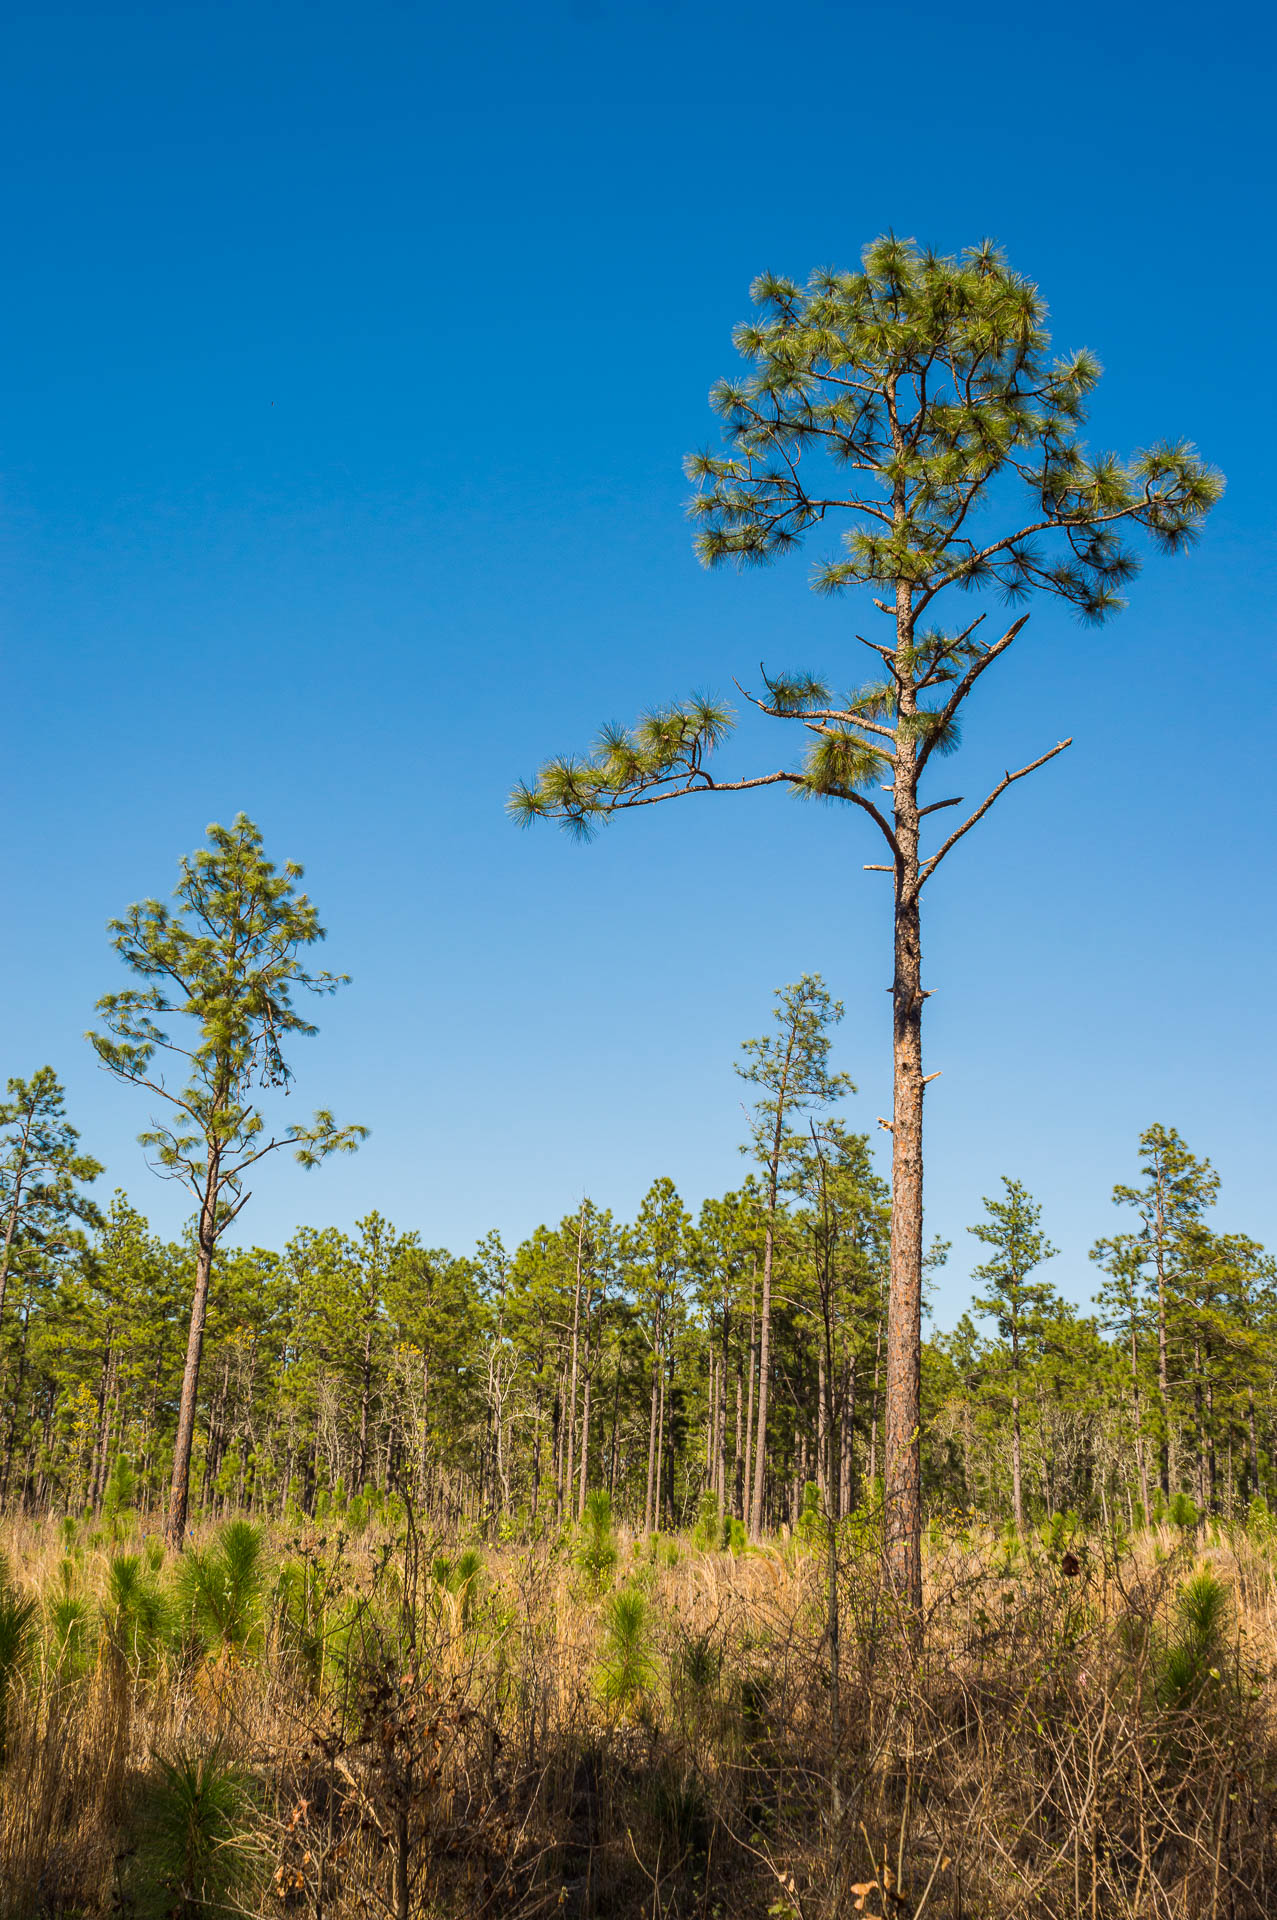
[4,0,1273,1326]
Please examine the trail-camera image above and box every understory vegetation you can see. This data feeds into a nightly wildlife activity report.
[2,1503,1276,1918]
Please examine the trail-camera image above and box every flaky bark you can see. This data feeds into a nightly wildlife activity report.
[883,548,926,1613]
[884,875,925,1611]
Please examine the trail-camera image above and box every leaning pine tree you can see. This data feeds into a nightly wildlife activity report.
[511,237,1221,1610]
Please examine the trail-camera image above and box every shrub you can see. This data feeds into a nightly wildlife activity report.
[596,1587,656,1720]
[131,1747,260,1918]
[175,1520,264,1656]
[0,1573,35,1759]
[102,1457,137,1516]
[1168,1491,1199,1533]
[796,1482,824,1551]
[1158,1566,1231,1712]
[576,1489,619,1594]
[103,1552,170,1673]
[46,1595,94,1680]
[428,1549,485,1639]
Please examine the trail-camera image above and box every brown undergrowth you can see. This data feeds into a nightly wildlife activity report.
[0,1510,1274,1918]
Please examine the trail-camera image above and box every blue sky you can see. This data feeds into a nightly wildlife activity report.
[4,0,1273,1325]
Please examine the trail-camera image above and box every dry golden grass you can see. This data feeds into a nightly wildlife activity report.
[1,1508,1275,1918]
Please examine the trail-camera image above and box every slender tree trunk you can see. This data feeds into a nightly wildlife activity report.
[552,1380,564,1523]
[531,1380,543,1523]
[90,1339,115,1511]
[566,1207,584,1514]
[750,1210,775,1537]
[842,1354,857,1515]
[817,1349,828,1507]
[644,1339,660,1535]
[868,1292,883,1488]
[1248,1388,1260,1503]
[717,1302,729,1515]
[1192,1337,1206,1512]
[577,1368,591,1520]
[608,1359,621,1499]
[166,1165,219,1549]
[743,1266,757,1530]
[884,833,925,1612]
[201,1356,230,1507]
[1154,1182,1172,1498]
[1129,1310,1151,1520]
[733,1346,744,1520]
[751,1117,786,1537]
[357,1312,374,1490]
[1008,1327,1025,1535]
[656,1352,668,1530]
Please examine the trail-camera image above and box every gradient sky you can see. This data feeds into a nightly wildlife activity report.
[4,0,1274,1328]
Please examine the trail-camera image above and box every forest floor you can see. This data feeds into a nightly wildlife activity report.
[0,1506,1275,1918]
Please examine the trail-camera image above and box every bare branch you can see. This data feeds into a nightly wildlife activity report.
[919,739,1073,887]
[600,769,799,814]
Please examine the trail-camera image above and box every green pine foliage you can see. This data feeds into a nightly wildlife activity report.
[175,1520,264,1656]
[577,1490,619,1593]
[130,1748,260,1919]
[596,1587,657,1720]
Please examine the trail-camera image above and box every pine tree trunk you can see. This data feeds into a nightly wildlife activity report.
[656,1354,668,1530]
[1154,1182,1172,1498]
[531,1381,543,1523]
[717,1303,729,1515]
[418,1351,431,1501]
[841,1355,857,1516]
[357,1314,374,1490]
[90,1340,114,1511]
[608,1360,621,1498]
[733,1349,744,1519]
[1192,1338,1206,1512]
[566,1209,584,1512]
[166,1168,218,1549]
[577,1369,591,1520]
[750,1211,776,1537]
[868,1297,883,1488]
[552,1380,564,1523]
[1129,1311,1151,1520]
[743,1268,757,1530]
[751,1117,786,1538]
[1011,1388,1024,1536]
[644,1343,660,1535]
[817,1348,828,1507]
[884,862,925,1613]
